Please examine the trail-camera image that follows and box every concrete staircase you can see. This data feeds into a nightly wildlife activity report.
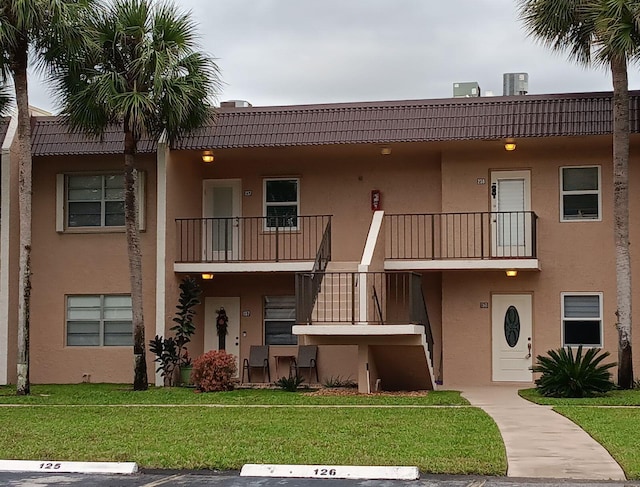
[310,262,360,324]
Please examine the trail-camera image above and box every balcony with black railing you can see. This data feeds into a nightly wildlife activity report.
[175,215,331,272]
[293,270,436,391]
[385,211,539,270]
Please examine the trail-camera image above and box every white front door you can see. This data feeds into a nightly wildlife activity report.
[490,170,531,257]
[492,293,533,382]
[202,179,242,261]
[204,297,241,377]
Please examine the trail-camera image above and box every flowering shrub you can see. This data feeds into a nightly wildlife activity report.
[192,350,237,392]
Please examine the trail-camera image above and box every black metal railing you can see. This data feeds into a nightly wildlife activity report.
[296,219,332,322]
[386,211,538,260]
[296,271,429,326]
[410,273,434,367]
[175,215,332,263]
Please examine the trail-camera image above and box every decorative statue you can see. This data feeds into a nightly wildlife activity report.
[216,307,229,350]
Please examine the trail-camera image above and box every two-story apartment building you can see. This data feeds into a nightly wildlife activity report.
[0,91,638,392]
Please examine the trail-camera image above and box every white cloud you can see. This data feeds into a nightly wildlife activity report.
[26,0,635,113]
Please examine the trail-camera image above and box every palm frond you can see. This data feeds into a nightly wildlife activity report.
[519,0,640,67]
[532,346,616,397]
[0,82,13,115]
[518,0,596,65]
[49,0,220,144]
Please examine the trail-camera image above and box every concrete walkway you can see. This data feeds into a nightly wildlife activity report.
[461,385,626,480]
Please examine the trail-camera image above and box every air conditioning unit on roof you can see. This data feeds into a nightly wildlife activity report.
[503,73,528,96]
[453,82,481,98]
[220,100,252,108]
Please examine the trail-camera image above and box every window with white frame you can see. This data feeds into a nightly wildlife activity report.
[67,295,133,346]
[67,174,125,227]
[264,178,298,228]
[56,172,145,231]
[264,295,297,345]
[560,166,601,221]
[562,293,603,347]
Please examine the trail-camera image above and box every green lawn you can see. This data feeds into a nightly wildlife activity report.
[0,384,467,406]
[556,407,640,479]
[520,387,640,479]
[0,384,505,474]
[519,387,640,406]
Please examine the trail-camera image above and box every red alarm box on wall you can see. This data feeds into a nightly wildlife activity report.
[371,189,381,211]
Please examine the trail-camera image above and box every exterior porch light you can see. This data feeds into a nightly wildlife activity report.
[201,150,215,163]
[505,270,518,277]
[380,146,392,155]
[504,139,516,151]
[201,273,214,280]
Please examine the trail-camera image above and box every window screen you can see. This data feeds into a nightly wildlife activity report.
[67,174,125,227]
[264,295,297,345]
[67,295,133,346]
[264,179,298,228]
[562,294,602,346]
[561,167,600,221]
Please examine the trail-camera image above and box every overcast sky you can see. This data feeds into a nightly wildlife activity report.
[28,0,640,113]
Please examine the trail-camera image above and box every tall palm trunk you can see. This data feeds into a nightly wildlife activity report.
[124,127,147,391]
[612,56,633,389]
[14,39,32,396]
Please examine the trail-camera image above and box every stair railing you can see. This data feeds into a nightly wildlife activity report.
[295,217,332,324]
[409,272,434,368]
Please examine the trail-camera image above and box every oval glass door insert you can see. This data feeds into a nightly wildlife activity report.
[504,305,520,348]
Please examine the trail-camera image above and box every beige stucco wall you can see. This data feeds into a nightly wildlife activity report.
[168,145,442,262]
[29,154,157,383]
[18,131,640,388]
[165,136,640,388]
[439,136,629,386]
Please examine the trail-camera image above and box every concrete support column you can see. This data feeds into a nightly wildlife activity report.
[357,344,379,393]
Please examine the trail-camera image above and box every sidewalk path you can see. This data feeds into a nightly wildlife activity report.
[461,385,626,480]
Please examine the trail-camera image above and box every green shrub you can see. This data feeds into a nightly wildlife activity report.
[149,276,201,385]
[323,375,357,388]
[531,346,616,398]
[275,375,304,392]
[192,350,237,392]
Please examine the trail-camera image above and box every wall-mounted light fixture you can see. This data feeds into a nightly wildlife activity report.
[505,270,518,277]
[380,147,392,155]
[202,150,214,163]
[201,273,214,280]
[504,139,516,151]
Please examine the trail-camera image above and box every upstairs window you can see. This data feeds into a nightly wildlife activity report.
[56,172,145,232]
[560,166,601,221]
[562,293,603,347]
[67,174,125,227]
[67,295,133,347]
[264,178,298,229]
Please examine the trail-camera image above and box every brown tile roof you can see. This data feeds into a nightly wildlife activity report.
[31,91,639,155]
[32,117,156,156]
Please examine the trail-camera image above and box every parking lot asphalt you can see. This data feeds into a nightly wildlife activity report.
[1,471,639,487]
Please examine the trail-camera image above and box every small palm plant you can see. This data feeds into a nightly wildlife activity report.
[532,346,616,398]
[275,375,305,392]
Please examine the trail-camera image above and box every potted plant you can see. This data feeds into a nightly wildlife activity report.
[179,349,193,386]
[150,276,202,386]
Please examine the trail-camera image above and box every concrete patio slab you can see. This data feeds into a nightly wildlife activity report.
[461,385,625,480]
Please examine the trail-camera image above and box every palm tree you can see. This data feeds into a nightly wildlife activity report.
[518,0,640,388]
[49,0,220,390]
[0,0,96,395]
